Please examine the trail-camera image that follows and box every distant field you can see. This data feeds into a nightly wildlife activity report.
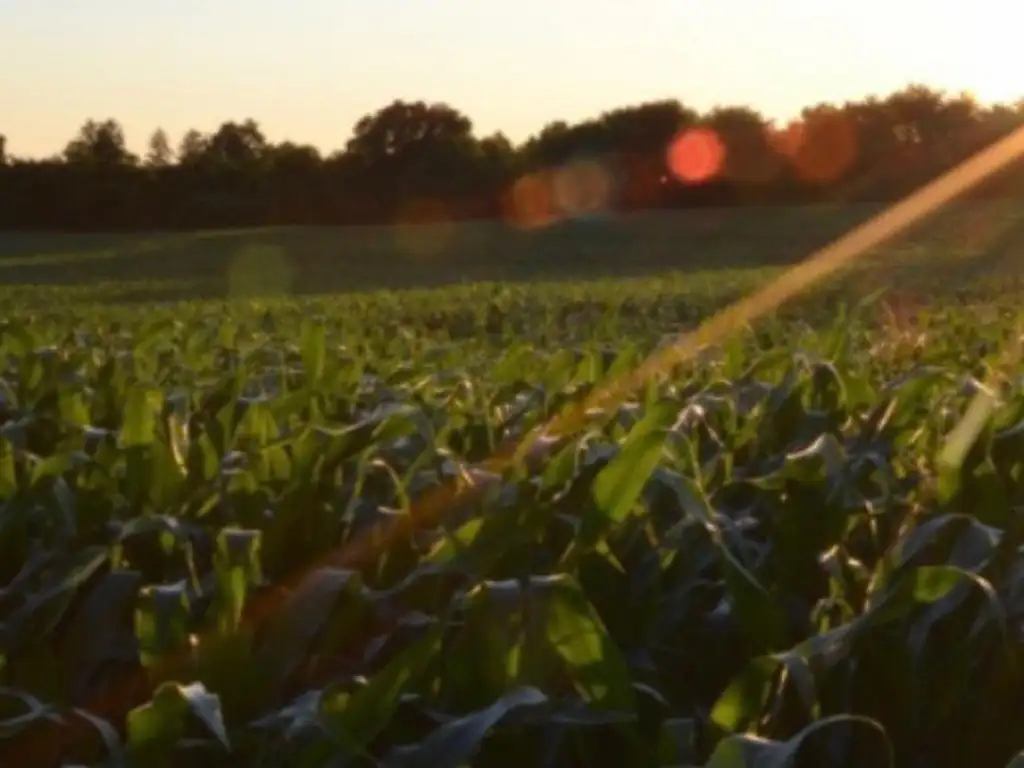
[2,201,1021,307]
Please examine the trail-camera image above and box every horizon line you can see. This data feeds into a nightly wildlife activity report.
[4,80,1022,162]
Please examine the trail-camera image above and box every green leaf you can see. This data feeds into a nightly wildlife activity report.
[444,579,526,707]
[119,384,163,448]
[871,565,978,625]
[5,546,110,642]
[535,574,636,712]
[590,399,676,524]
[59,389,91,428]
[0,436,15,497]
[388,687,547,768]
[135,581,191,669]
[939,386,997,479]
[300,319,326,387]
[60,569,142,703]
[250,689,323,741]
[710,655,779,735]
[1,320,35,358]
[0,687,62,739]
[706,714,892,767]
[911,566,965,602]
[127,681,230,757]
[319,620,445,757]
[30,453,73,486]
[212,528,262,634]
[661,470,789,653]
[425,517,484,564]
[256,568,367,693]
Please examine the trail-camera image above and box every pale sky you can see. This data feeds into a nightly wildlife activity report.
[2,0,1020,158]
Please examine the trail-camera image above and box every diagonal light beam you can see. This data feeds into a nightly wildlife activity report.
[304,122,1024,581]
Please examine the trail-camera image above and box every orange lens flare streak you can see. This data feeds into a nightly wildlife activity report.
[278,121,1024,619]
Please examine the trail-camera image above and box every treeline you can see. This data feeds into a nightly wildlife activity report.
[1,84,1022,232]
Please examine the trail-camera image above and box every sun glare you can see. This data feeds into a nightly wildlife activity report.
[948,26,1022,107]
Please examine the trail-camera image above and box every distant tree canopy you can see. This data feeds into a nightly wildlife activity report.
[1,85,1022,231]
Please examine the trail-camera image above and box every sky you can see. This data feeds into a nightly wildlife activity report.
[1,0,1021,159]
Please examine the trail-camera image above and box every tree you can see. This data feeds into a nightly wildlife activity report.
[599,101,699,209]
[145,128,174,167]
[519,120,575,168]
[205,119,268,169]
[704,106,778,188]
[177,129,209,165]
[345,100,480,214]
[884,84,948,145]
[476,132,517,179]
[267,141,321,174]
[0,84,1023,232]
[266,141,324,223]
[600,100,698,150]
[63,119,136,167]
[347,101,473,160]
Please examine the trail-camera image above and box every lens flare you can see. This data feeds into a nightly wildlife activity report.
[506,171,557,229]
[552,158,614,218]
[776,112,858,184]
[667,127,726,184]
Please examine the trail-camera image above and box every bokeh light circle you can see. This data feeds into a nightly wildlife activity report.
[552,158,614,218]
[667,127,726,184]
[506,171,556,229]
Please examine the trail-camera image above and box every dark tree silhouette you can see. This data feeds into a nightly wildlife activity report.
[343,100,482,218]
[177,130,209,166]
[145,129,174,168]
[0,84,1021,232]
[265,141,324,224]
[205,120,268,169]
[63,119,136,168]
